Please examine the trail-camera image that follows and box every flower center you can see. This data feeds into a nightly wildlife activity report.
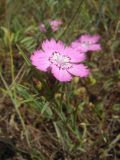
[49,51,72,69]
[81,41,91,48]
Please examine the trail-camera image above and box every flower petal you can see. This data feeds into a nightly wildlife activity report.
[30,50,50,72]
[71,40,101,52]
[68,64,90,77]
[71,41,79,48]
[39,23,46,32]
[79,34,91,43]
[77,45,89,52]
[42,39,65,53]
[71,41,88,52]
[50,20,63,32]
[64,47,86,62]
[51,65,72,82]
[90,35,101,43]
[88,44,101,51]
[70,52,86,62]
[79,34,101,44]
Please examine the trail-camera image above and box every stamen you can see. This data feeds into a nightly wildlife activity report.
[49,51,72,69]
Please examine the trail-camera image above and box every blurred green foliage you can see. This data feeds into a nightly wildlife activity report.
[0,0,120,159]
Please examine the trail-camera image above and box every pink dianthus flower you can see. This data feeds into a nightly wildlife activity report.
[71,34,101,52]
[39,20,63,33]
[30,39,89,82]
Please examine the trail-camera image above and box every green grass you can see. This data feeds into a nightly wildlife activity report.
[0,0,120,159]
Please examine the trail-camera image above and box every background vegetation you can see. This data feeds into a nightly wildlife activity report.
[0,0,120,159]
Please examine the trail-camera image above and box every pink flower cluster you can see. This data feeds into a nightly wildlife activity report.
[31,20,101,82]
[40,20,63,33]
[71,34,101,52]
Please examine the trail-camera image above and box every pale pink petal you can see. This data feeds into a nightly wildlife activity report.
[39,24,46,32]
[79,34,91,43]
[41,39,57,54]
[50,20,63,32]
[71,41,87,52]
[79,34,101,44]
[57,40,65,50]
[68,64,90,77]
[51,65,72,82]
[41,39,53,52]
[67,49,86,62]
[77,45,89,52]
[90,35,101,43]
[88,44,101,51]
[50,20,63,26]
[63,47,86,62]
[30,50,50,71]
[71,43,89,52]
[70,53,86,62]
[51,25,59,32]
[40,20,62,33]
[53,40,65,52]
[42,39,63,50]
[42,39,65,55]
[71,41,80,48]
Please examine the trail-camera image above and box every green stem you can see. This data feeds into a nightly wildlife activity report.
[0,72,31,148]
[14,98,31,148]
[60,83,65,107]
[9,37,14,82]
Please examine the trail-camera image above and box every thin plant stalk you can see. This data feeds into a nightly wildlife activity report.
[0,72,31,148]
